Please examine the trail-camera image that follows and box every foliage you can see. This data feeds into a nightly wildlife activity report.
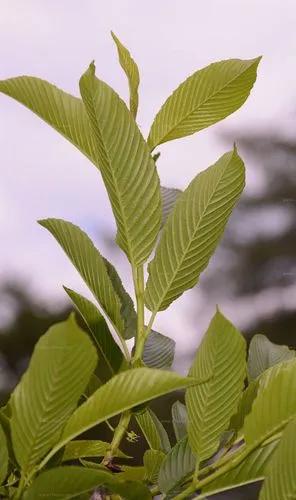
[0,31,292,500]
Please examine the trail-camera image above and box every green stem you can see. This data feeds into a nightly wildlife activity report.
[132,265,145,363]
[14,475,25,500]
[103,411,131,464]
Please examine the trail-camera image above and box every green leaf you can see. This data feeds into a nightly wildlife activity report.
[229,380,259,437]
[0,424,8,485]
[186,310,246,461]
[259,419,296,500]
[244,358,296,447]
[144,449,165,483]
[62,440,129,462]
[148,57,261,150]
[248,334,295,380]
[145,148,245,312]
[143,330,175,369]
[24,466,113,500]
[158,437,195,494]
[0,76,98,166]
[11,315,97,474]
[172,401,188,441]
[111,31,140,118]
[65,288,124,382]
[59,368,194,449]
[202,439,279,497]
[161,186,182,227]
[135,408,171,452]
[102,257,137,339]
[80,63,161,266]
[39,219,126,339]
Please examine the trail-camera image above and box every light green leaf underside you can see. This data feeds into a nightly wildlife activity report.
[203,439,279,497]
[80,63,161,265]
[161,186,182,227]
[148,57,261,150]
[172,401,188,441]
[145,148,245,312]
[102,257,137,339]
[248,334,295,381]
[186,310,246,461]
[143,330,175,369]
[62,440,129,462]
[11,315,97,473]
[61,368,194,448]
[0,424,8,485]
[158,437,195,494]
[39,219,125,338]
[244,358,296,446]
[259,419,296,500]
[0,76,98,166]
[136,408,171,453]
[65,287,124,382]
[144,449,165,483]
[111,31,140,118]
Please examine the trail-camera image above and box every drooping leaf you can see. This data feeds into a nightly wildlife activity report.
[0,424,8,485]
[229,379,259,437]
[248,334,295,380]
[144,449,165,483]
[158,437,195,494]
[143,330,175,369]
[62,440,129,462]
[161,186,182,227]
[102,257,137,339]
[145,148,245,312]
[0,76,98,166]
[39,219,126,339]
[65,287,124,382]
[259,419,296,500]
[244,359,296,446]
[111,31,140,118]
[11,315,97,474]
[202,439,279,497]
[135,408,171,452]
[172,401,188,441]
[59,368,194,450]
[186,310,246,461]
[80,63,161,266]
[148,57,261,150]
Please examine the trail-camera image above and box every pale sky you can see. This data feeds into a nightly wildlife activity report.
[0,1,295,364]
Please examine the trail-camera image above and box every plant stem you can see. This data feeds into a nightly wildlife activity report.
[132,265,145,363]
[103,411,131,465]
[14,475,25,500]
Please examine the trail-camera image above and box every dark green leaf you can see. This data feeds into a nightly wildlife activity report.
[143,330,175,369]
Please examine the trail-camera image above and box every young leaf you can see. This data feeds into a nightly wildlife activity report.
[111,31,140,118]
[59,368,194,449]
[0,424,8,485]
[172,401,188,441]
[158,437,195,494]
[80,63,161,266]
[186,310,246,461]
[259,419,296,500]
[135,408,171,453]
[65,288,124,382]
[143,449,165,483]
[143,330,175,369]
[145,148,245,312]
[244,358,296,446]
[148,57,261,150]
[0,77,99,166]
[161,186,182,227]
[62,440,129,462]
[248,334,295,380]
[202,439,279,497]
[229,379,259,437]
[11,315,97,474]
[39,219,126,338]
[102,257,137,339]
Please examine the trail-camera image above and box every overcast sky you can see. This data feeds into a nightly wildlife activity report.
[0,1,295,360]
